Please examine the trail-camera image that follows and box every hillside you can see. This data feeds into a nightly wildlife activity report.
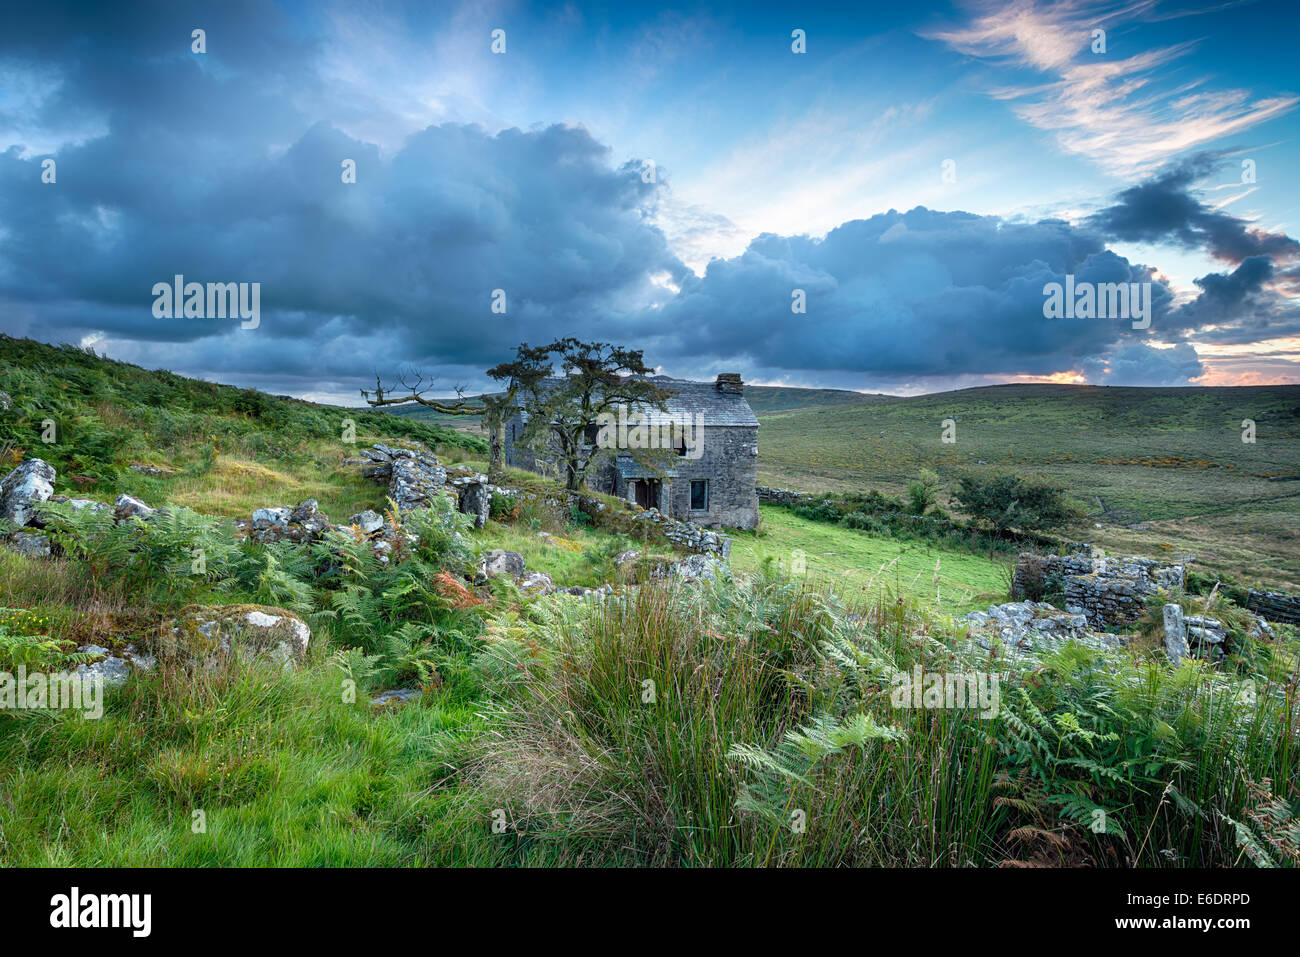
[755,382,1300,590]
[0,335,485,519]
[380,382,885,430]
[0,336,1296,870]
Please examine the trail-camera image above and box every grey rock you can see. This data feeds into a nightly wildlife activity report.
[75,645,136,687]
[114,493,155,522]
[75,655,133,687]
[0,458,56,527]
[388,452,447,513]
[371,688,422,706]
[518,570,555,595]
[350,509,384,534]
[167,607,311,668]
[7,530,52,558]
[966,600,1124,657]
[1163,604,1190,665]
[655,553,727,584]
[476,549,526,583]
[252,506,291,529]
[456,480,491,529]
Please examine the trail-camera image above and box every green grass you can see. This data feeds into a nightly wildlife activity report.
[0,660,489,866]
[729,505,1009,614]
[474,520,676,589]
[2,338,1297,868]
[0,335,485,515]
[755,382,1300,590]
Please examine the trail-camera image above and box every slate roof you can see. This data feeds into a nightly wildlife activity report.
[616,454,678,479]
[518,375,759,428]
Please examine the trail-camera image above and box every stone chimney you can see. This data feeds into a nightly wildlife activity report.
[715,372,743,395]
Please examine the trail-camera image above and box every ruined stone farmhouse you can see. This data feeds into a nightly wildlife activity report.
[503,373,760,530]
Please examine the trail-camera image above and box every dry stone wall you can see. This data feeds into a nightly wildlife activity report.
[1245,589,1300,626]
[1012,546,1186,629]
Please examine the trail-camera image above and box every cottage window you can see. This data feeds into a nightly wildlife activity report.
[690,480,708,511]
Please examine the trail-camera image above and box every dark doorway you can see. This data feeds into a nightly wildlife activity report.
[634,479,661,509]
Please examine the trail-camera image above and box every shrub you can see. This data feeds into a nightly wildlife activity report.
[489,491,519,522]
[953,472,1085,534]
[907,468,942,516]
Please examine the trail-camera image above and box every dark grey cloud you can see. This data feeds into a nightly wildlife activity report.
[650,208,1172,378]
[0,11,1294,396]
[1088,153,1300,264]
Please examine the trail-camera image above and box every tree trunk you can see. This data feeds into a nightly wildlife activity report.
[487,411,503,481]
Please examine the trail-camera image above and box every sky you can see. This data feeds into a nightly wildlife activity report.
[1,0,1298,403]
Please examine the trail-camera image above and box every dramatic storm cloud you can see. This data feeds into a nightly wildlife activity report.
[1,1,1297,397]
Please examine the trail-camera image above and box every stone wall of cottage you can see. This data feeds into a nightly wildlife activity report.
[505,417,760,530]
[659,425,758,530]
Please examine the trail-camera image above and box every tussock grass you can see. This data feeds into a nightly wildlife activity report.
[455,576,1299,867]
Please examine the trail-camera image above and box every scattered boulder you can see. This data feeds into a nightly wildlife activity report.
[557,583,614,600]
[74,646,133,687]
[7,530,52,558]
[1250,617,1277,642]
[517,570,555,595]
[164,606,311,668]
[114,493,156,522]
[249,499,333,543]
[252,506,291,529]
[476,549,527,584]
[350,509,384,535]
[654,553,727,584]
[966,600,1126,657]
[0,458,55,527]
[370,688,423,707]
[128,464,171,478]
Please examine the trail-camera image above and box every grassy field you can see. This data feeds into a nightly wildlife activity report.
[755,383,1300,590]
[1,339,1297,868]
[731,505,1008,615]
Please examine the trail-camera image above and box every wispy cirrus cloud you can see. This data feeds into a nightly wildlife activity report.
[925,0,1298,175]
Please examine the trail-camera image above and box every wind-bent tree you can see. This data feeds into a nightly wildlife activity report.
[359,369,505,470]
[363,340,670,490]
[490,338,672,492]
